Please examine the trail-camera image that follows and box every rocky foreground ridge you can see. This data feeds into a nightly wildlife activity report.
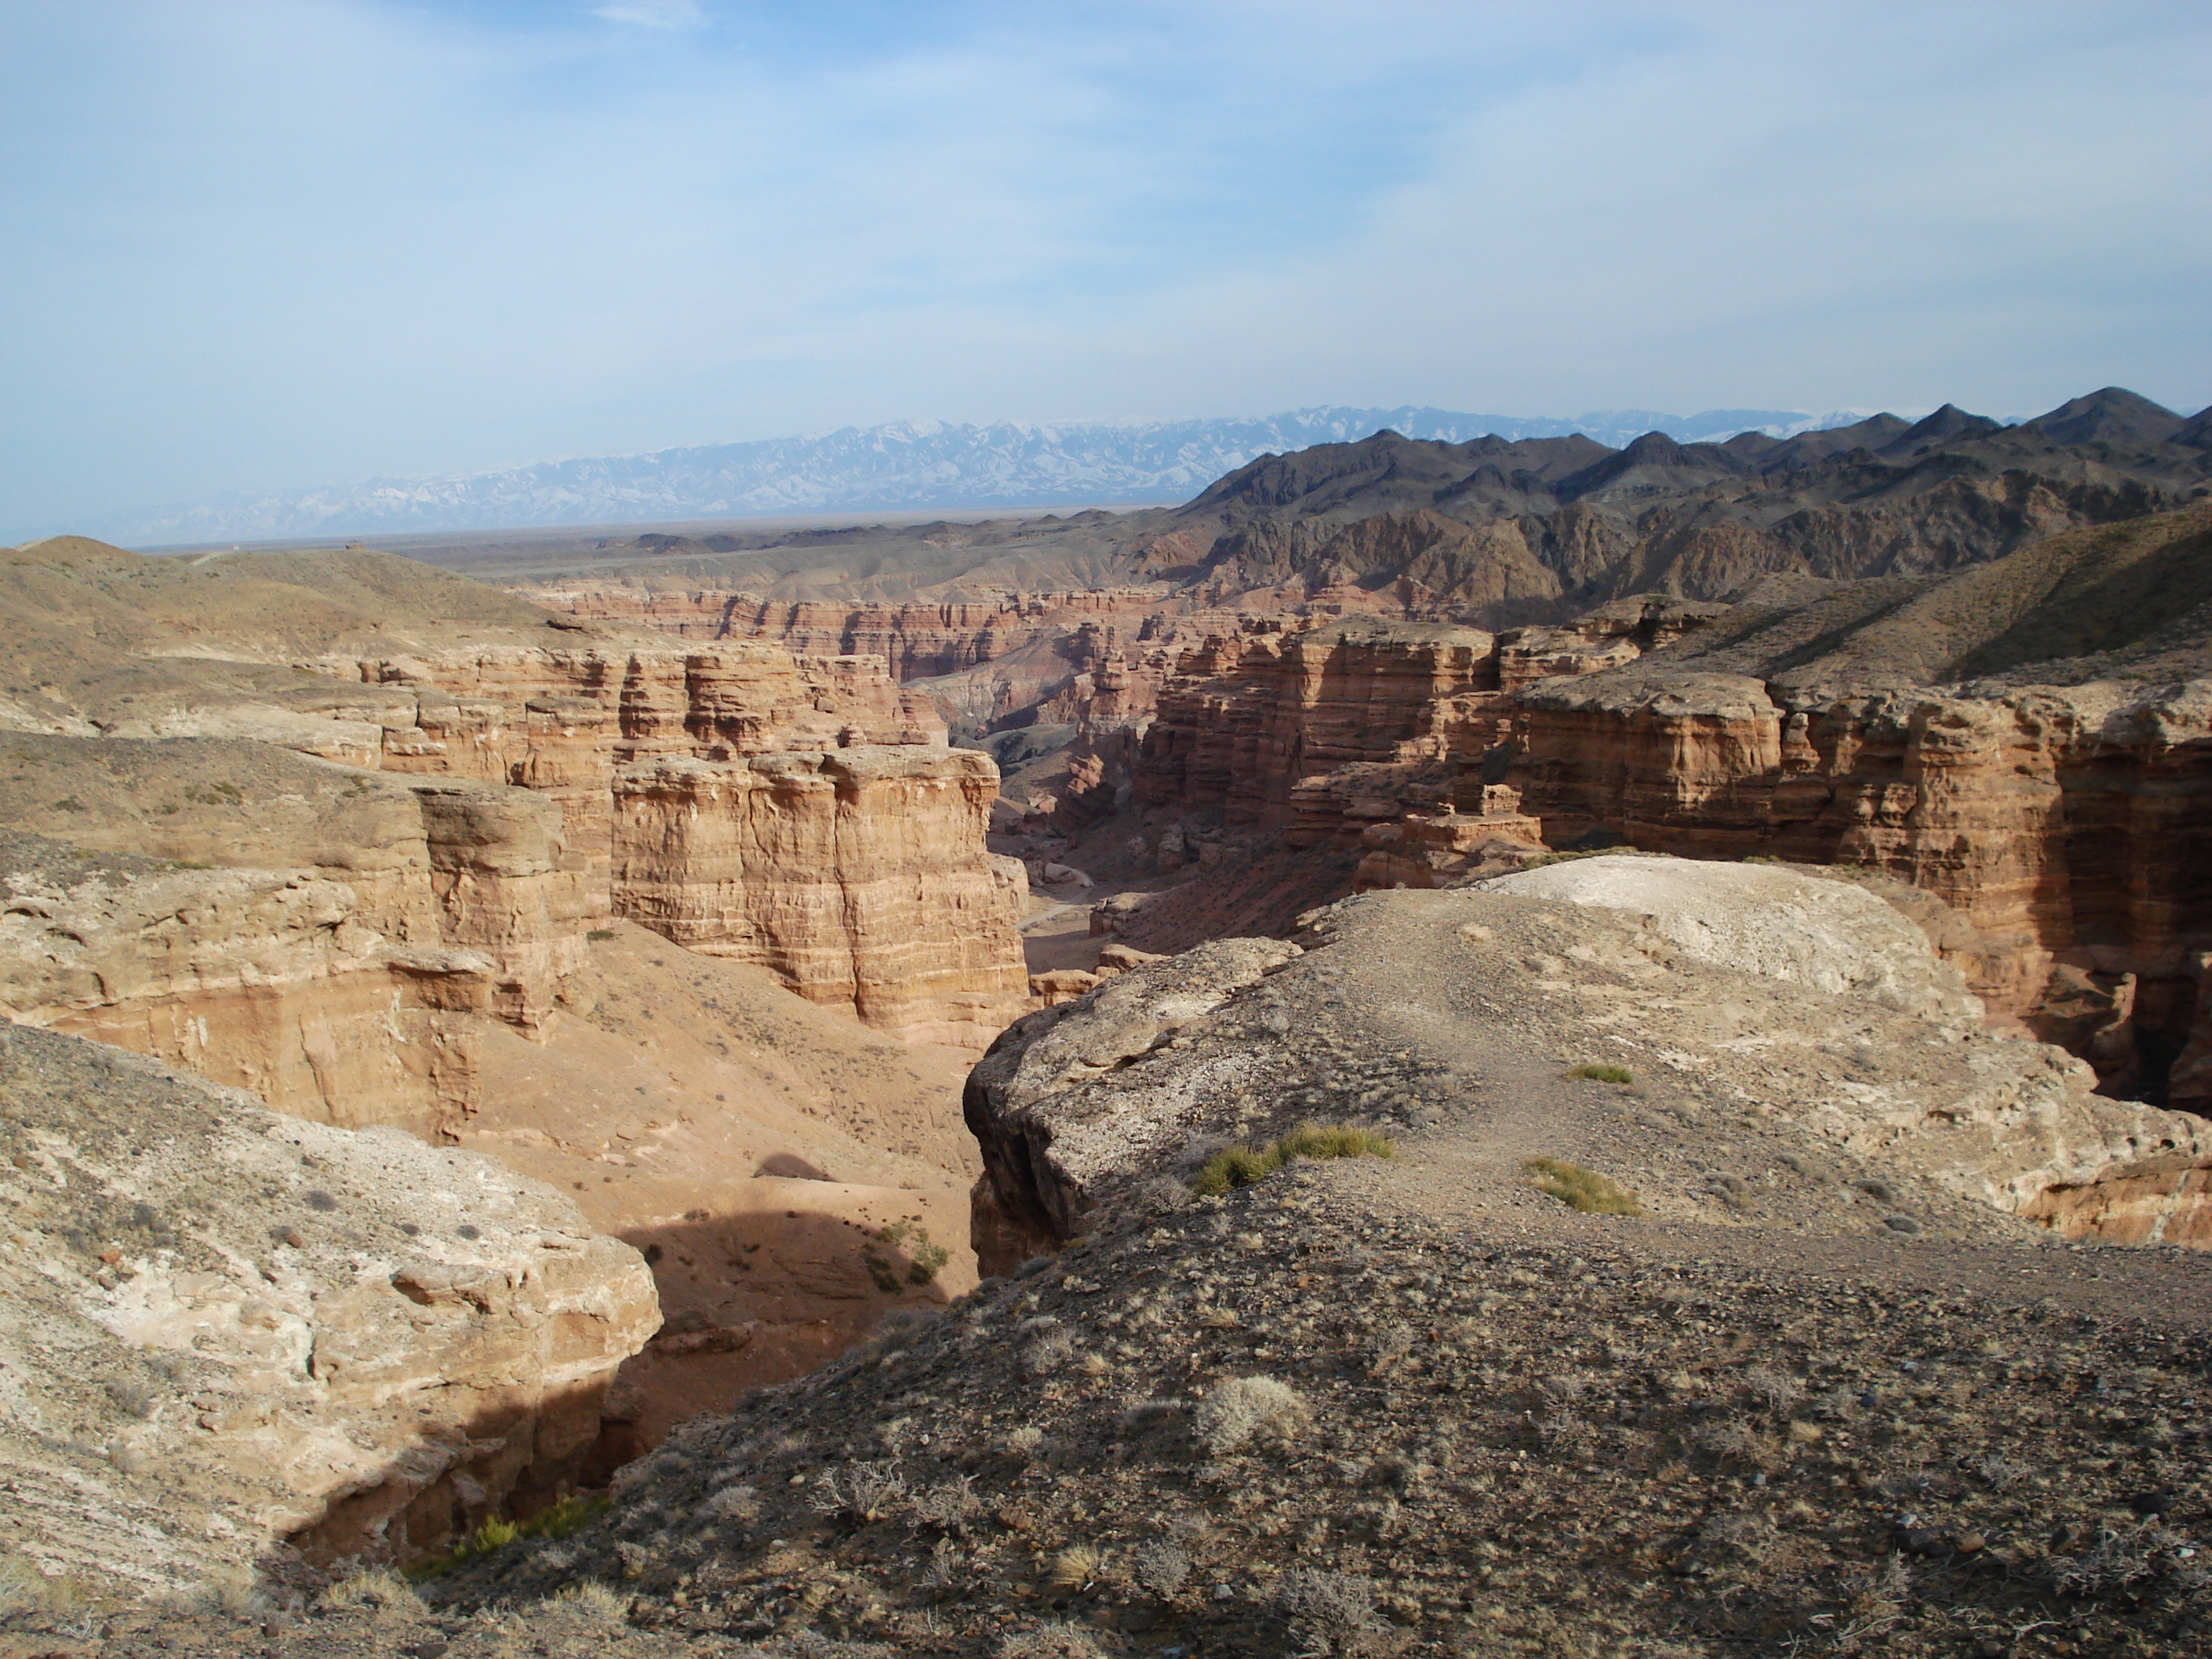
[170,855,2205,1659]
[0,1022,656,1600]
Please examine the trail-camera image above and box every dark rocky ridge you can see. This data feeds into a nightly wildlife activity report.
[413,387,2211,631]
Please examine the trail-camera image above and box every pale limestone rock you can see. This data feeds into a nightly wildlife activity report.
[0,1024,657,1599]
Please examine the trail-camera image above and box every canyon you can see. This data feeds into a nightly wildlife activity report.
[0,538,1036,1591]
[6,398,2212,1642]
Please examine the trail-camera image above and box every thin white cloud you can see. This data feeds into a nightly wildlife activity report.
[0,0,2205,535]
[590,1,704,29]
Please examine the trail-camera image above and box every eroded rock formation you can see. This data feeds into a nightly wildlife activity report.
[0,1023,656,1599]
[612,747,1029,1047]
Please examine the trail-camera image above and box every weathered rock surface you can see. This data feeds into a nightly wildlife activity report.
[0,737,590,1137]
[520,587,1167,680]
[1506,508,2212,1107]
[1133,616,1503,831]
[612,748,1030,1047]
[966,936,1300,1265]
[0,1022,656,1599]
[968,858,2205,1266]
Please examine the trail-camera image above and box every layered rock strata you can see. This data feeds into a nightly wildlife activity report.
[611,748,1030,1047]
[0,1023,657,1598]
[519,588,1169,678]
[1132,616,1503,830]
[1511,673,2212,1107]
[0,744,589,1139]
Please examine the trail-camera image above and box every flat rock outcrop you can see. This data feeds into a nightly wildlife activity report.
[0,1023,656,1600]
[1506,505,2212,1110]
[968,857,2203,1266]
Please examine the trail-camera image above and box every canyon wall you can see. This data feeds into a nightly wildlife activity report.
[1511,673,2212,1110]
[1131,616,1503,830]
[520,588,1170,677]
[612,747,1030,1047]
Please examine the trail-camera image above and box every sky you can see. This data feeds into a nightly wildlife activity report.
[3,0,2208,536]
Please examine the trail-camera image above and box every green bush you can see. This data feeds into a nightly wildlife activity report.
[1192,1121,1396,1195]
[405,1493,609,1580]
[1565,1063,1635,1084]
[1524,1156,1643,1215]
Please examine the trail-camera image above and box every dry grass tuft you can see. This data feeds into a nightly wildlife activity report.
[1565,1062,1635,1084]
[1192,1122,1395,1195]
[1523,1156,1643,1215]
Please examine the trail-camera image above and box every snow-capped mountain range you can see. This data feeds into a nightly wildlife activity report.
[86,405,1868,546]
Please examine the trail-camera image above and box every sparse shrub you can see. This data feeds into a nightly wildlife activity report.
[50,796,86,813]
[587,928,617,941]
[1047,1543,1101,1588]
[1743,1366,1804,1419]
[1194,1375,1306,1455]
[1537,1412,1591,1452]
[920,1535,963,1589]
[868,1219,951,1287]
[319,1566,426,1620]
[810,1460,907,1524]
[1694,1417,1766,1463]
[1274,1568,1390,1658]
[1565,1062,1634,1084]
[1007,1425,1045,1456]
[106,1375,160,1419]
[1192,1122,1395,1195]
[1975,1455,2033,1491]
[1524,1157,1642,1215]
[909,1475,981,1532]
[403,1493,609,1580]
[0,1553,84,1617]
[2047,1523,2184,1597]
[997,1624,1108,1659]
[1133,1539,1190,1598]
[1852,1177,1899,1205]
[193,1566,261,1619]
[1023,1327,1078,1374]
[547,1578,630,1630]
[698,1482,762,1524]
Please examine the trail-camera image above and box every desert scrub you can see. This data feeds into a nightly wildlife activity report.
[405,1493,610,1579]
[1565,1062,1634,1084]
[318,1567,426,1620]
[1047,1544,1102,1588]
[1192,1121,1395,1195]
[1524,1156,1642,1215]
[811,1460,908,1524]
[1195,1375,1306,1454]
[864,1218,951,1290]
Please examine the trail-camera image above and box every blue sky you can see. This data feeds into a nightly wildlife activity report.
[3,0,2208,536]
